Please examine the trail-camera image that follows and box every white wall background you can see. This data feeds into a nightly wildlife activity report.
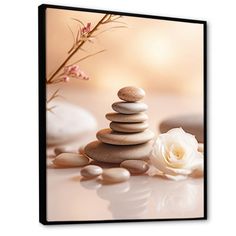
[0,0,235,235]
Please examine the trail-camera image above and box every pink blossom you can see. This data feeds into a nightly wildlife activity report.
[70,65,80,73]
[61,64,89,81]
[83,75,89,80]
[63,76,70,82]
[78,71,89,80]
[69,65,80,77]
[63,65,79,77]
[64,65,79,75]
[81,23,91,34]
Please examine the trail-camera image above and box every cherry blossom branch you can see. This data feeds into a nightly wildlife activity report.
[46,14,110,84]
[46,14,127,108]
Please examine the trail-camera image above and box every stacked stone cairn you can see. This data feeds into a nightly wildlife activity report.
[84,86,155,164]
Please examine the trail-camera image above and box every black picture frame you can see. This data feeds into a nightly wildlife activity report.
[38,4,207,225]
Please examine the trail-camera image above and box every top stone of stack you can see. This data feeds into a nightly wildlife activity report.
[118,86,145,102]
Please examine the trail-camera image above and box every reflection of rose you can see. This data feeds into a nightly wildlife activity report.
[150,128,203,180]
[152,179,203,217]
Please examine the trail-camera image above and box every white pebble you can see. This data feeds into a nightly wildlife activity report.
[80,165,103,178]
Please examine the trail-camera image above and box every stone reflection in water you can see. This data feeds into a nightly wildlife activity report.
[80,174,203,219]
[80,178,102,190]
[149,178,203,218]
[97,176,152,219]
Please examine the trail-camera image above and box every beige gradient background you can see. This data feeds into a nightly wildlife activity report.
[46,8,203,98]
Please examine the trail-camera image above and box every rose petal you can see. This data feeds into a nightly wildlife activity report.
[165,166,192,175]
[186,151,203,169]
[167,128,198,150]
[147,165,164,176]
[150,149,176,176]
[163,173,188,181]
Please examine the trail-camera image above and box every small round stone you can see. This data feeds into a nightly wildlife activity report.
[53,153,89,167]
[159,114,203,143]
[120,160,149,174]
[78,145,85,155]
[80,165,103,178]
[84,140,153,163]
[54,147,73,156]
[198,143,204,153]
[110,121,148,133]
[118,86,145,102]
[102,168,130,183]
[96,128,154,145]
[112,102,148,114]
[106,112,148,123]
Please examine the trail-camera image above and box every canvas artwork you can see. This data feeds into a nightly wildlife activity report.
[39,4,207,224]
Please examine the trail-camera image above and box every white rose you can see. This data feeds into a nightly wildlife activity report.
[150,128,203,180]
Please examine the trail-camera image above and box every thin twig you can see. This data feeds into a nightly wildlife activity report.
[47,105,57,113]
[71,18,85,27]
[66,23,76,45]
[46,88,65,104]
[68,49,106,66]
[75,25,81,43]
[46,88,60,103]
[110,15,122,21]
[110,21,127,25]
[94,25,127,37]
[101,14,112,24]
[68,45,76,54]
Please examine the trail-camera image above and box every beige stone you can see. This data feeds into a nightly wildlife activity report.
[84,140,153,163]
[198,143,204,153]
[110,121,148,133]
[106,112,148,123]
[159,114,203,143]
[112,101,148,114]
[78,145,85,155]
[54,147,72,156]
[96,128,154,145]
[80,165,103,178]
[120,160,149,174]
[53,153,89,167]
[118,86,145,102]
[102,168,130,183]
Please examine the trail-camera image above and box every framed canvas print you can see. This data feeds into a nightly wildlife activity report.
[39,4,207,224]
